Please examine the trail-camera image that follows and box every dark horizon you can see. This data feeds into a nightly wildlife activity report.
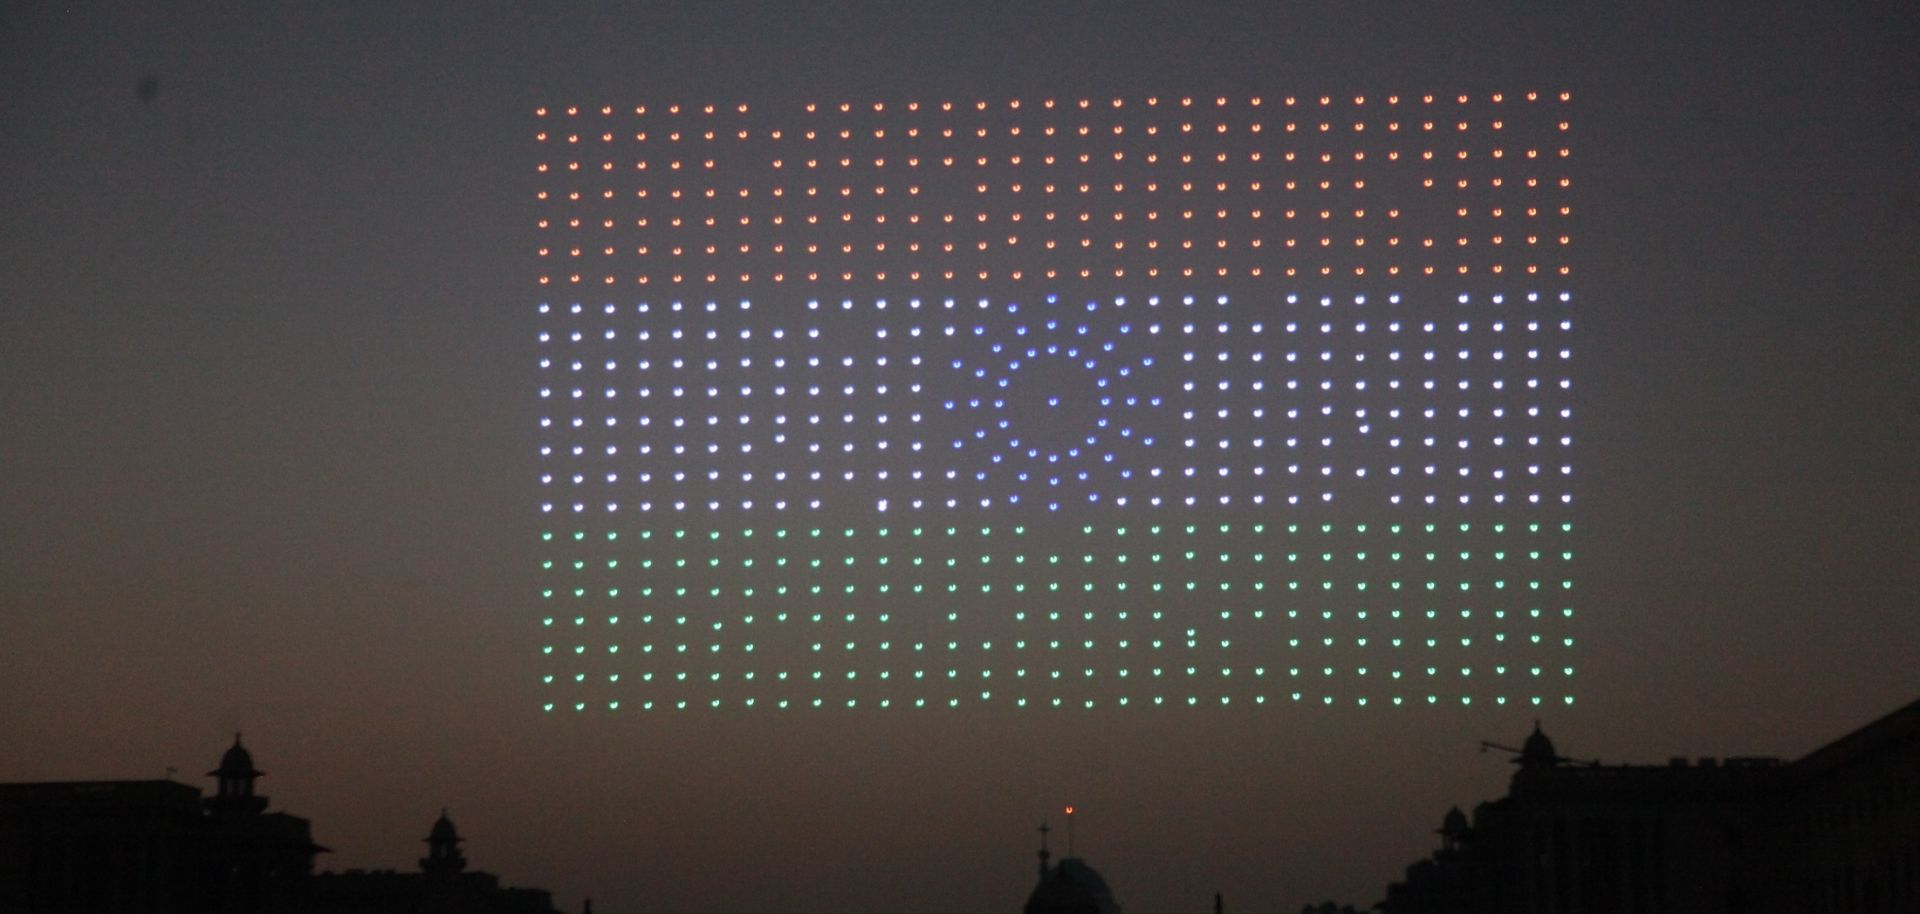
[3,4,1917,912]
[6,695,1918,913]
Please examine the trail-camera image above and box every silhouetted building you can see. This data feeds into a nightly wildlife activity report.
[0,736,323,913]
[0,738,561,914]
[295,809,560,914]
[1379,697,1920,914]
[422,811,467,876]
[1296,904,1366,914]
[1024,825,1122,914]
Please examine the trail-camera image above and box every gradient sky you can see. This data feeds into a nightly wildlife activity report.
[1,4,1916,913]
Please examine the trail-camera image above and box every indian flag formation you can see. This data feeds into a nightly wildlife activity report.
[531,92,1576,712]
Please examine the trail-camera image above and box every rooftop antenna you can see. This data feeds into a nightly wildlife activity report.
[1474,721,1536,756]
[1064,805,1075,857]
[1037,821,1051,878]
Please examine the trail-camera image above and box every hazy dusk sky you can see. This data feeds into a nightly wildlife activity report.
[2,4,1916,913]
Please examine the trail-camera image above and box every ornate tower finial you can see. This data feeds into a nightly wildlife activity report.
[205,735,267,818]
[422,809,468,876]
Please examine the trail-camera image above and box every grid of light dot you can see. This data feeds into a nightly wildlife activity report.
[532,92,1575,711]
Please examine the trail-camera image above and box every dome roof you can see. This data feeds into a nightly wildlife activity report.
[208,735,263,778]
[1025,857,1121,914]
[427,809,462,843]
[1439,805,1469,836]
[1519,721,1558,768]
[420,808,470,875]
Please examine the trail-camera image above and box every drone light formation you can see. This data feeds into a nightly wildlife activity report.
[531,92,1576,712]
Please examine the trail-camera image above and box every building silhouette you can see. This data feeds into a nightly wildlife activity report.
[1379,696,1920,913]
[1023,821,1122,914]
[0,736,323,913]
[0,737,560,914]
[295,809,560,914]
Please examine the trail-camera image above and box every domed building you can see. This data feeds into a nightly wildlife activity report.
[1515,720,1559,772]
[0,736,561,914]
[1381,699,1920,913]
[300,808,560,914]
[207,736,271,818]
[0,735,323,913]
[1022,824,1121,914]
